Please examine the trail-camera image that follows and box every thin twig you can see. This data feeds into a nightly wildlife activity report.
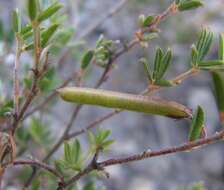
[61,129,224,189]
[77,0,129,40]
[44,105,82,161]
[11,20,42,135]
[95,2,177,88]
[99,130,224,167]
[58,149,102,189]
[171,68,200,85]
[58,166,93,189]
[23,105,82,188]
[3,159,64,182]
[23,75,74,120]
[58,0,129,65]
[66,109,121,140]
[13,37,21,118]
[33,22,41,72]
[12,75,38,135]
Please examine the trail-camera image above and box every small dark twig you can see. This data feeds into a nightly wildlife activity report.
[3,159,64,182]
[77,0,129,40]
[58,0,129,66]
[11,73,39,135]
[66,109,121,140]
[13,37,21,118]
[99,130,224,167]
[57,166,93,190]
[60,129,224,189]
[23,74,74,120]
[44,105,82,161]
[58,149,102,190]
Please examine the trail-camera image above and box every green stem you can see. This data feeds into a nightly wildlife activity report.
[32,21,40,72]
[58,87,192,119]
[171,68,199,85]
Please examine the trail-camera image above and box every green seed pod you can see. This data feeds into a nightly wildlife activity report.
[58,87,192,119]
[178,0,203,11]
[37,2,63,23]
[27,0,37,21]
[189,106,204,141]
[12,9,21,33]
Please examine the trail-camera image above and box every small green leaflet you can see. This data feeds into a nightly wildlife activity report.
[177,0,203,11]
[27,0,37,21]
[12,9,21,33]
[37,2,63,23]
[196,28,213,62]
[81,50,94,70]
[212,71,224,116]
[219,33,224,60]
[189,106,205,141]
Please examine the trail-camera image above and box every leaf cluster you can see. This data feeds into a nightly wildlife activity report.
[140,48,173,87]
[88,129,114,153]
[12,0,63,51]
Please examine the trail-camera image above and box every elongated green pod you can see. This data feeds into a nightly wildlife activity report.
[58,87,192,119]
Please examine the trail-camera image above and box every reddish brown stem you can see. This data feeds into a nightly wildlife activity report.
[61,129,224,189]
[3,159,64,182]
